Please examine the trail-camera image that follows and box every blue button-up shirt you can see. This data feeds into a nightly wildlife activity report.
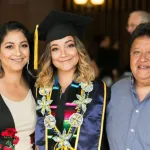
[106,76,150,150]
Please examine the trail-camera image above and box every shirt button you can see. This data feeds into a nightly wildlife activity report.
[136,110,139,113]
[131,129,134,132]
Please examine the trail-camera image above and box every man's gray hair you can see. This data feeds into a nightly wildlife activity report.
[130,10,150,23]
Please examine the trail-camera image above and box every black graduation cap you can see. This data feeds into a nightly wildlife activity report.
[38,10,93,42]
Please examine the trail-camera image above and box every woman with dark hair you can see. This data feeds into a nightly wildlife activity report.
[0,21,36,150]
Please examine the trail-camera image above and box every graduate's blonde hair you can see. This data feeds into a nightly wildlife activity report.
[36,36,95,88]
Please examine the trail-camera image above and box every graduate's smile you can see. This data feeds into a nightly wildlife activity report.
[10,58,24,62]
[50,36,79,72]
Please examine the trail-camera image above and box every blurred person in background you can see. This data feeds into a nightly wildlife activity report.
[89,34,119,87]
[127,10,150,34]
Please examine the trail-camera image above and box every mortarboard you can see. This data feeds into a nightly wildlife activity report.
[34,10,93,70]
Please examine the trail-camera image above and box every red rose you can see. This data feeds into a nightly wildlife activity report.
[0,144,2,148]
[3,146,12,150]
[1,128,17,137]
[13,136,19,145]
[1,130,9,137]
[7,128,16,133]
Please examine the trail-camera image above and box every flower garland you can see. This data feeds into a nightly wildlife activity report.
[36,81,93,149]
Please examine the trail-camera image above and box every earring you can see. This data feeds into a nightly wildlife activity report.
[0,60,2,72]
[26,60,34,77]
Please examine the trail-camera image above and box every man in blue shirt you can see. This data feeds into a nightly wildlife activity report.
[106,23,150,150]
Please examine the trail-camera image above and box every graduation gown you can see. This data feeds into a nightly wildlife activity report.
[35,80,110,150]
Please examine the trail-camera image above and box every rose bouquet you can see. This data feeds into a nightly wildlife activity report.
[0,128,19,150]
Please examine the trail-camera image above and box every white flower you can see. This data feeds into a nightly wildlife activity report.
[39,87,50,95]
[44,115,56,129]
[80,82,93,93]
[72,94,92,112]
[52,129,72,149]
[36,96,53,115]
[69,113,83,127]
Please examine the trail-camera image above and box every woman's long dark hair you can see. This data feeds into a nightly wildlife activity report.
[0,21,35,96]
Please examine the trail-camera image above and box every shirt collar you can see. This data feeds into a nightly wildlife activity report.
[130,74,135,87]
[130,74,137,94]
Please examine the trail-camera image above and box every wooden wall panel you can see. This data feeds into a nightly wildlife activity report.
[0,0,150,68]
[0,0,62,57]
[63,0,150,67]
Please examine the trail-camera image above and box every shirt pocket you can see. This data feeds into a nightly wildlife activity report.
[106,103,130,141]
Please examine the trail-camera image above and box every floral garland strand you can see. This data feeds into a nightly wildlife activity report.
[36,81,93,149]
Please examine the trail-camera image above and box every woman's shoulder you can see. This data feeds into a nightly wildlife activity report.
[92,79,105,89]
[92,79,111,103]
[30,86,36,100]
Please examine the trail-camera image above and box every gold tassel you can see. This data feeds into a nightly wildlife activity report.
[34,24,39,70]
[64,146,68,150]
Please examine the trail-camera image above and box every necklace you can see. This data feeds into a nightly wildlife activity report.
[36,81,93,149]
[59,87,66,99]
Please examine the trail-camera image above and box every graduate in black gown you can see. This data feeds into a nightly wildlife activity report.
[35,10,110,150]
